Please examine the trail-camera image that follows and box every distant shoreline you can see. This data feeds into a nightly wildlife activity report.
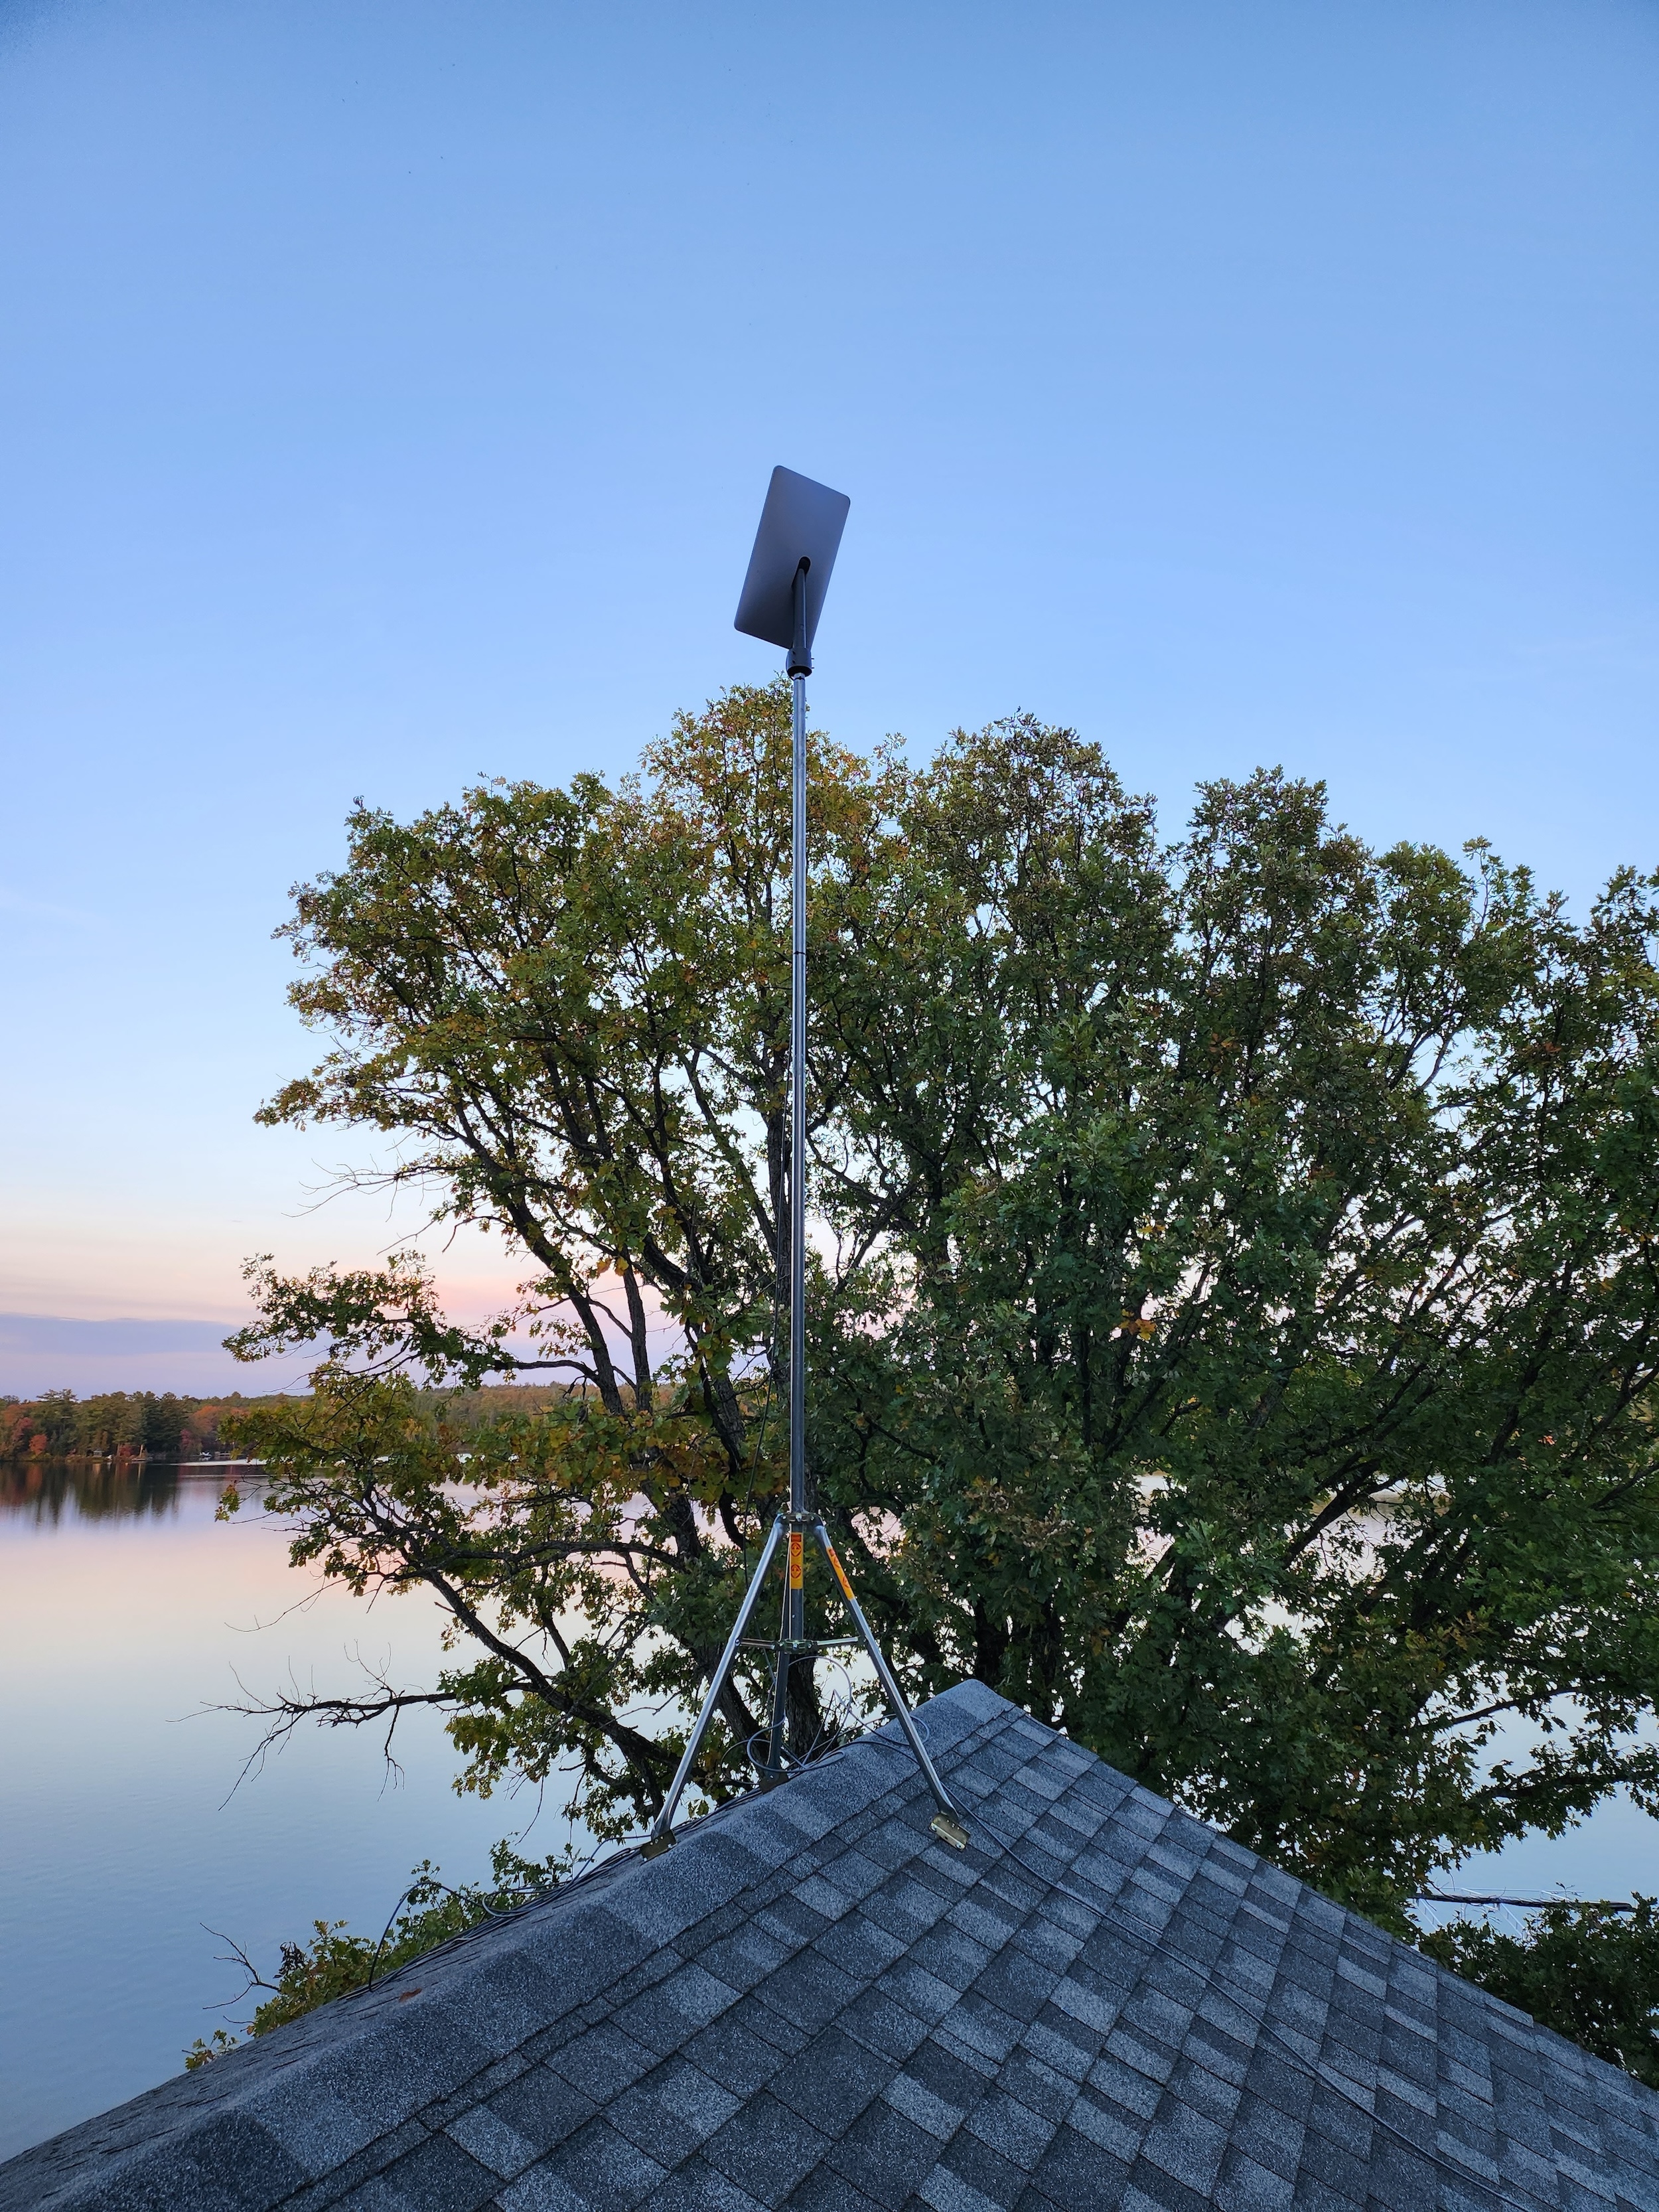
[1,1455,263,1471]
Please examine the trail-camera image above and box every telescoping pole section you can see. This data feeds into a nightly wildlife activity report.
[642,473,968,1858]
[789,573,810,1565]
[756,563,812,1786]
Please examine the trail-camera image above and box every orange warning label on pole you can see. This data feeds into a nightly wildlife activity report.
[826,1544,855,1600]
[788,1532,804,1589]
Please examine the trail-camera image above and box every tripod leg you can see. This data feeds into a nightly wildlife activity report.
[642,1515,786,1856]
[758,1551,794,1786]
[813,1524,969,1848]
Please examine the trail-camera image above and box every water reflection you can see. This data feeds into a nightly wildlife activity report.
[0,1457,252,1524]
[0,1469,518,2159]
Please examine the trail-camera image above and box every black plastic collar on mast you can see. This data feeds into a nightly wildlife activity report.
[787,558,812,677]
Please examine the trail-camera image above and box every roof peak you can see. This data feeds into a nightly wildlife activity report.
[7,1682,1657,2212]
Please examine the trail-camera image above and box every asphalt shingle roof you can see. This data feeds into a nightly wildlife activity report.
[5,1680,1659,2211]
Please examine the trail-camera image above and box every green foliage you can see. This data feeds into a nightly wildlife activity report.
[0,1384,567,1466]
[1421,1901,1659,2085]
[1,1389,294,1461]
[232,679,1659,1939]
[182,2029,239,2069]
[183,1841,569,2067]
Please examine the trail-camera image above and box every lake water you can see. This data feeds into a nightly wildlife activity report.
[0,1464,574,2162]
[2,1464,1657,2163]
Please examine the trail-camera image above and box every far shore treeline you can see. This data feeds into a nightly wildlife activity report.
[0,1384,569,1463]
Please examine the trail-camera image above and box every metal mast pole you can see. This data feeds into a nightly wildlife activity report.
[643,470,968,1857]
[759,560,812,1785]
[788,565,810,1568]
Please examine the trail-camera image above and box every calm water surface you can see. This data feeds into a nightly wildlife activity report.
[0,1465,569,2160]
[3,1465,1657,2162]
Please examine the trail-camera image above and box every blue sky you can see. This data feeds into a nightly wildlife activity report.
[1,0,1655,1394]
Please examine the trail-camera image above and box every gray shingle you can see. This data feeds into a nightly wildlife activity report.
[932,2129,1028,2210]
[695,1928,797,1996]
[782,2169,886,2212]
[885,2044,987,2141]
[1030,2116,1136,2207]
[608,2061,743,2167]
[991,2050,1074,2129]
[375,2133,501,2212]
[547,2025,660,2104]
[447,2100,540,2179]
[755,1954,868,2039]
[960,2087,1058,2172]
[511,2114,668,2211]
[826,2099,943,2207]
[7,1682,1659,2212]
[681,2018,789,2103]
[836,1988,936,2066]
[770,2030,889,2140]
[701,2091,833,2207]
[936,1994,1024,2068]
[813,1915,910,1987]
[643,2159,770,2211]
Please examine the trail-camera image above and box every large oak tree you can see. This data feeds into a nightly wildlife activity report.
[228,681,1659,1928]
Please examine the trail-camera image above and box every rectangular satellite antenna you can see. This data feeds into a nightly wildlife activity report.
[734,467,851,653]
